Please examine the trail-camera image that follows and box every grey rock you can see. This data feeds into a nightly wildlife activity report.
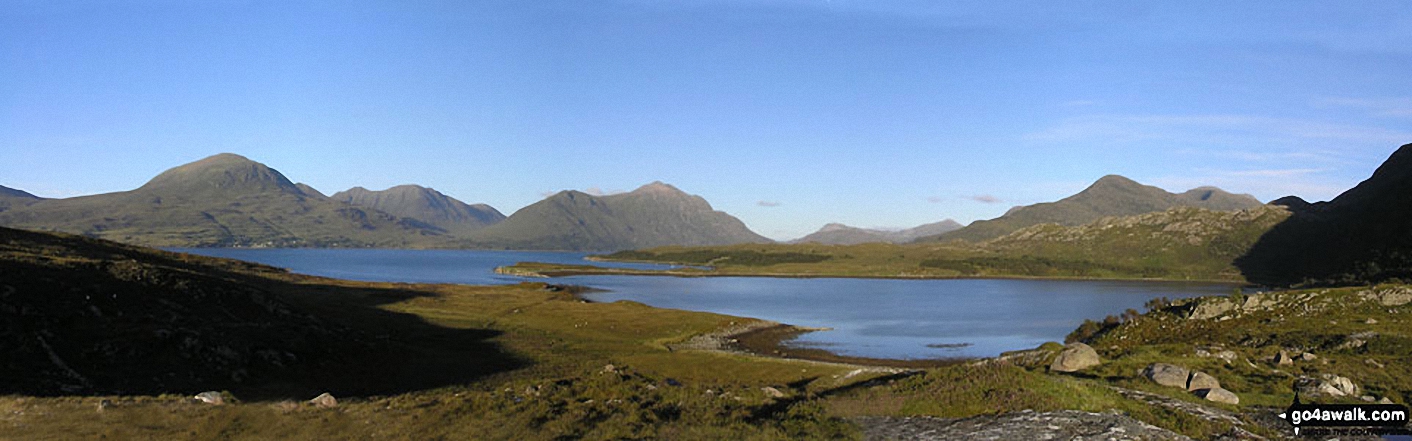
[308,392,337,408]
[1143,363,1191,389]
[761,386,785,399]
[1188,298,1236,320]
[1187,371,1221,392]
[1049,343,1101,373]
[194,391,225,405]
[1195,388,1240,405]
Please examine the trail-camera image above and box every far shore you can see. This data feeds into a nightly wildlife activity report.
[499,263,1253,286]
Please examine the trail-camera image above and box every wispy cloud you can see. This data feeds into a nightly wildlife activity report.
[967,194,1001,204]
[926,196,944,204]
[1024,113,1412,146]
[1217,168,1327,178]
[757,200,782,207]
[583,186,625,196]
[1315,97,1412,118]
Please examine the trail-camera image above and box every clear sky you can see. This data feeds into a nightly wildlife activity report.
[3,1,1410,240]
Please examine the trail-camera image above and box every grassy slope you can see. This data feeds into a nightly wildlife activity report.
[0,228,874,439]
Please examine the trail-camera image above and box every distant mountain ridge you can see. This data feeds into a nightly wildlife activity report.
[333,185,505,232]
[0,154,442,247]
[461,182,771,251]
[792,219,963,245]
[918,175,1264,243]
[0,154,770,250]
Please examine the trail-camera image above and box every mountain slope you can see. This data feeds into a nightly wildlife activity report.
[295,182,327,199]
[0,185,42,211]
[793,219,963,245]
[0,154,443,247]
[332,185,504,232]
[920,175,1263,243]
[464,182,771,251]
[1238,142,1412,286]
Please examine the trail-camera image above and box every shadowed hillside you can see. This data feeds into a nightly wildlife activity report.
[919,175,1263,243]
[0,226,520,398]
[1238,142,1412,287]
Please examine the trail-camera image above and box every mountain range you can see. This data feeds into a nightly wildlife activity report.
[918,175,1264,243]
[458,182,771,251]
[791,220,962,245]
[0,154,768,251]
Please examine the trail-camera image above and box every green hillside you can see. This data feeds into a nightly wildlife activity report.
[920,175,1263,243]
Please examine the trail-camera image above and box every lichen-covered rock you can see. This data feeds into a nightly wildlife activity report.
[1143,363,1190,389]
[1049,343,1101,373]
[855,410,1192,441]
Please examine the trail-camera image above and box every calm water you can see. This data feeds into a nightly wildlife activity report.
[173,248,1236,359]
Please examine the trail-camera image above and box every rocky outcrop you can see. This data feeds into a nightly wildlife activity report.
[1359,286,1412,306]
[855,409,1191,441]
[1049,343,1101,373]
[1296,374,1359,398]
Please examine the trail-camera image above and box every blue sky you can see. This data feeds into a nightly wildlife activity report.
[3,1,1410,240]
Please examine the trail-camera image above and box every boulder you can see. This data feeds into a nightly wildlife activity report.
[761,386,785,399]
[308,392,337,408]
[194,391,225,405]
[1195,388,1240,405]
[1274,350,1295,366]
[1188,298,1236,320]
[1187,371,1221,392]
[1142,363,1190,389]
[1296,374,1359,398]
[1049,343,1101,373]
[1299,352,1317,361]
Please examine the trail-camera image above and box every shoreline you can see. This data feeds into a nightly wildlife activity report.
[503,264,1251,286]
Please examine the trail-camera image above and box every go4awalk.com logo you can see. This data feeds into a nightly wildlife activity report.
[1281,396,1409,436]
